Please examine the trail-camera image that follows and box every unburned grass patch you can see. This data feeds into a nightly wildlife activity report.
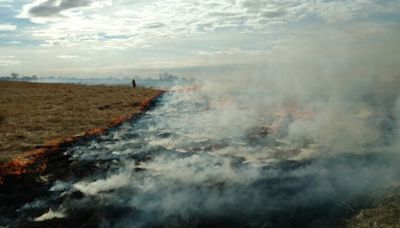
[0,81,162,163]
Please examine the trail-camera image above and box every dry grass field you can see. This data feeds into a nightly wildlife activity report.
[0,81,162,163]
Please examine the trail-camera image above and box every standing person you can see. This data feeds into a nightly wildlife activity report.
[132,78,136,88]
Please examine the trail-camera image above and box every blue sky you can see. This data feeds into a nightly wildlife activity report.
[0,0,399,77]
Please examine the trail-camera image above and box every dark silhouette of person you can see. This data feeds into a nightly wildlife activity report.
[132,79,136,88]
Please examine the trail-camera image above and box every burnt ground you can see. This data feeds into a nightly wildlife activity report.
[1,150,391,228]
[1,88,399,228]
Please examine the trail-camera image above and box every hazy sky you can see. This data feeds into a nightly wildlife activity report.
[0,0,399,77]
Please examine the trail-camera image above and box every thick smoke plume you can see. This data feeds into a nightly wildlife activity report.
[11,34,400,227]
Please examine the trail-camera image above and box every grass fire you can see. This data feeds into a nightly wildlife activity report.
[1,0,400,227]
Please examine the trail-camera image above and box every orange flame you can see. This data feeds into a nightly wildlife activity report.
[0,159,33,175]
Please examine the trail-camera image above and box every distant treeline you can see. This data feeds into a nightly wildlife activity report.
[0,72,192,88]
[0,72,39,81]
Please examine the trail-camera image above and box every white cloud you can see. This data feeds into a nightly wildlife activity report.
[0,23,16,31]
[18,0,111,23]
[0,56,20,66]
[57,55,80,59]
[57,55,90,61]
[16,0,400,51]
[192,47,268,56]
[0,0,398,77]
[0,0,12,8]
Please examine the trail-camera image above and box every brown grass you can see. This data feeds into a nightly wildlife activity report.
[0,81,162,163]
[347,196,400,228]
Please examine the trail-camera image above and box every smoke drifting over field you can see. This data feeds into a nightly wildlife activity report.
[5,37,400,227]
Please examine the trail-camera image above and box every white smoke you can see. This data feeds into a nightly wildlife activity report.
[14,29,400,227]
[73,172,131,195]
[34,209,65,222]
